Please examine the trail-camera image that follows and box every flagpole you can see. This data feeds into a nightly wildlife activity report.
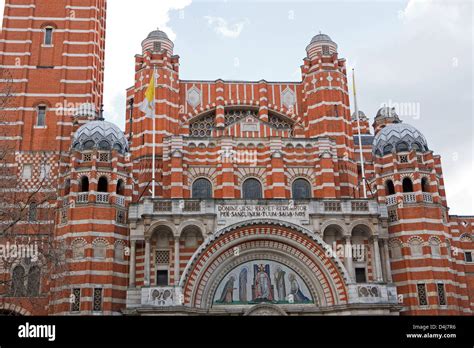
[352,68,367,199]
[152,65,157,199]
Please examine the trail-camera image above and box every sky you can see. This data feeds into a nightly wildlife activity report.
[0,0,473,215]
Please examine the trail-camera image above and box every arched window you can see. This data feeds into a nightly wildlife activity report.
[396,142,409,152]
[26,266,41,297]
[412,142,422,152]
[44,27,53,45]
[113,143,123,152]
[83,140,94,150]
[385,180,396,196]
[383,144,393,155]
[72,240,86,260]
[116,179,125,196]
[242,178,263,200]
[192,178,212,199]
[97,176,108,193]
[430,238,441,257]
[410,239,423,257]
[80,176,89,192]
[11,265,26,297]
[184,230,198,248]
[292,179,312,199]
[390,241,402,260]
[28,202,38,222]
[114,243,125,261]
[65,179,71,196]
[36,105,47,127]
[181,226,203,248]
[421,177,430,193]
[402,178,414,193]
[93,240,107,260]
[99,140,111,151]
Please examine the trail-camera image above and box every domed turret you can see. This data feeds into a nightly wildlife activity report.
[306,32,338,60]
[375,106,401,122]
[141,28,174,55]
[74,103,98,119]
[72,120,129,154]
[373,123,429,157]
[373,106,402,134]
[351,110,368,121]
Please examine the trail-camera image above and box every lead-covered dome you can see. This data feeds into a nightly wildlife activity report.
[310,33,335,45]
[72,120,129,154]
[146,29,169,41]
[352,110,367,120]
[141,28,174,54]
[306,32,338,60]
[373,123,429,156]
[375,106,401,122]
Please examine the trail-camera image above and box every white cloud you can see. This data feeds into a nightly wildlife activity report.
[348,0,473,214]
[204,16,249,39]
[400,0,472,49]
[102,0,192,129]
[442,150,474,215]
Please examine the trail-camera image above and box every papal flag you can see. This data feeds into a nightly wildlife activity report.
[140,71,156,118]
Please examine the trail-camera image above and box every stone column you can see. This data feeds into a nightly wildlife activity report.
[379,239,387,282]
[129,240,136,288]
[383,239,393,283]
[144,238,151,287]
[344,236,354,282]
[372,237,383,282]
[174,237,180,286]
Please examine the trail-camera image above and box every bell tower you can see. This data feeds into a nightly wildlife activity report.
[125,29,181,200]
[0,0,107,315]
[0,0,107,155]
[301,33,358,198]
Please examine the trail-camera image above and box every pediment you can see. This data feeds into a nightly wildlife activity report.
[221,113,292,138]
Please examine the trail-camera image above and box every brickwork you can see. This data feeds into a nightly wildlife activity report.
[0,2,472,316]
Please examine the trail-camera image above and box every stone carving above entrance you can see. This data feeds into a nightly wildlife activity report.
[244,303,288,316]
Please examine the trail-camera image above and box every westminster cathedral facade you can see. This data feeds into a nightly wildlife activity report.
[0,0,473,316]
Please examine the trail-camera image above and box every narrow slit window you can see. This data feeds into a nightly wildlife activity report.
[93,288,103,312]
[355,268,367,283]
[156,270,169,287]
[437,283,446,306]
[44,28,53,45]
[71,288,81,312]
[37,106,46,127]
[466,252,473,263]
[417,283,428,306]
